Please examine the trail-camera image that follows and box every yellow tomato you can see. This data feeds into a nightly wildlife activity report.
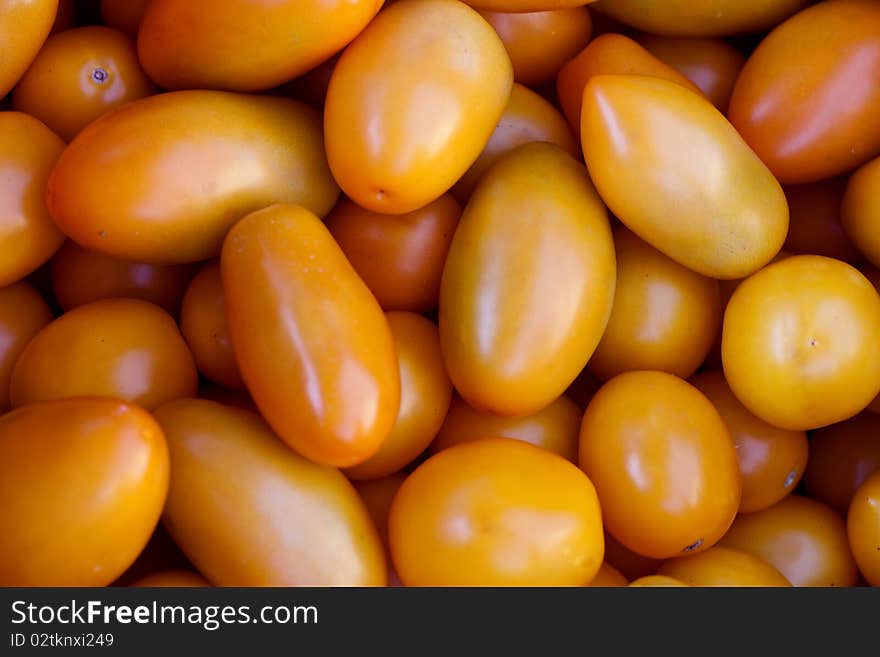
[0,398,168,586]
[628,576,688,587]
[324,0,512,214]
[786,178,862,264]
[847,471,880,586]
[586,562,628,587]
[658,547,792,587]
[440,142,615,417]
[0,0,58,96]
[722,255,880,431]
[132,570,210,587]
[155,399,386,586]
[581,74,788,279]
[0,282,52,412]
[842,155,880,268]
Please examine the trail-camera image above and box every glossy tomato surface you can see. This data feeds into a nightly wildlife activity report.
[847,471,880,585]
[0,282,52,412]
[657,547,792,587]
[0,0,58,97]
[842,155,880,268]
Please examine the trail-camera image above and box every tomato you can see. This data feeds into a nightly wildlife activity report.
[0,282,52,412]
[155,399,386,586]
[722,255,880,431]
[479,7,592,86]
[46,91,339,264]
[325,195,461,313]
[0,0,57,97]
[579,371,741,559]
[691,371,808,513]
[324,0,512,214]
[637,35,746,112]
[602,531,661,580]
[100,0,150,35]
[222,204,400,469]
[785,178,862,264]
[720,495,859,587]
[13,27,154,141]
[586,562,628,587]
[50,240,194,314]
[842,155,880,268]
[452,83,578,202]
[658,547,792,587]
[581,74,788,280]
[431,393,581,462]
[804,414,880,515]
[593,0,809,36]
[354,473,407,586]
[137,0,383,92]
[588,227,721,381]
[0,398,168,586]
[629,576,688,588]
[345,312,453,480]
[0,112,65,286]
[132,570,210,587]
[556,33,701,138]
[847,471,880,586]
[464,1,597,11]
[728,0,880,184]
[389,438,604,586]
[10,298,198,410]
[179,260,242,390]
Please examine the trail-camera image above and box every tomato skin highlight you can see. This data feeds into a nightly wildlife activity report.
[658,547,792,587]
[0,0,58,97]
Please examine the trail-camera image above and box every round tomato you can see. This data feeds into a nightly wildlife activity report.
[784,178,862,263]
[0,0,57,97]
[0,282,52,412]
[842,154,880,268]
[658,547,792,587]
[847,471,880,586]
[628,576,688,587]
[132,570,210,587]
[586,562,628,587]
[100,0,150,35]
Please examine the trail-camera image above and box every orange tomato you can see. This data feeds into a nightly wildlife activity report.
[722,255,880,431]
[586,562,628,587]
[0,398,168,586]
[389,438,604,586]
[588,227,721,381]
[847,471,880,585]
[155,399,386,586]
[132,570,210,587]
[658,547,792,587]
[602,531,662,580]
[353,472,407,586]
[729,0,880,184]
[100,0,150,35]
[720,495,859,587]
[46,90,339,264]
[13,26,154,141]
[0,282,52,412]
[137,0,383,92]
[345,312,453,480]
[324,0,512,214]
[842,154,880,268]
[10,298,198,410]
[785,178,862,264]
[0,112,65,286]
[325,194,461,313]
[579,371,741,559]
[0,0,57,97]
[464,1,598,10]
[440,142,615,417]
[691,371,808,513]
[581,74,788,279]
[221,204,400,469]
[629,575,688,587]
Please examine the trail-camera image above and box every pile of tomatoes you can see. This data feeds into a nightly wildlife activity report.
[1,0,879,588]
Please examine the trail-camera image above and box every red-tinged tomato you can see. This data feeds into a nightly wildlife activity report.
[556,33,701,137]
[345,313,453,480]
[0,398,168,586]
[10,298,198,410]
[586,562,628,587]
[842,155,880,268]
[324,0,512,214]
[579,371,741,559]
[593,0,809,36]
[196,382,257,414]
[602,531,662,580]
[50,241,194,314]
[156,399,386,586]
[581,74,788,280]
[132,570,210,587]
[729,0,880,184]
[588,227,721,381]
[479,7,591,86]
[691,371,808,513]
[222,204,400,469]
[389,438,604,586]
[0,0,57,96]
[0,112,65,286]
[785,178,862,264]
[658,547,792,587]
[100,0,150,35]
[325,195,461,313]
[354,472,407,586]
[46,91,339,264]
[440,143,614,416]
[637,35,745,111]
[13,27,154,141]
[848,471,880,585]
[452,83,578,202]
[722,255,880,431]
[720,495,859,587]
[629,576,688,587]
[137,0,383,92]
[0,282,52,412]
[179,260,242,390]
[804,414,880,515]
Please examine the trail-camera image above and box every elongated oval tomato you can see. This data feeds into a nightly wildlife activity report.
[389,438,605,586]
[842,155,880,268]
[155,399,386,586]
[46,91,339,264]
[658,547,791,587]
[0,282,52,412]
[10,298,198,410]
[729,0,880,184]
[0,398,168,586]
[581,74,789,279]
[100,0,150,35]
[132,570,210,587]
[138,0,383,92]
[848,471,880,586]
[222,204,400,468]
[440,142,615,416]
[785,178,861,264]
[324,0,512,214]
[0,0,57,96]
